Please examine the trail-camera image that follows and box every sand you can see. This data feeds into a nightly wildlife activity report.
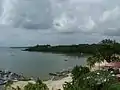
[6,75,72,90]
[6,81,36,90]
[44,75,72,90]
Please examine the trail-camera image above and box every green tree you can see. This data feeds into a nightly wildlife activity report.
[107,83,120,90]
[24,80,48,90]
[5,80,13,90]
[87,56,96,68]
[99,39,116,45]
[64,70,118,90]
[17,86,21,90]
[79,70,118,90]
[72,66,90,82]
[98,39,120,62]
[98,44,114,62]
[87,53,104,70]
[63,82,89,90]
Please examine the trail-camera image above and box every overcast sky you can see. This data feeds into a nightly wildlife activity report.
[0,0,120,46]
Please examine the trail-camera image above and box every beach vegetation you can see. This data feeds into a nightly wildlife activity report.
[64,67,118,90]
[24,78,48,90]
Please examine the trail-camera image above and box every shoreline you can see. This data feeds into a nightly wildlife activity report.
[5,73,72,90]
[6,74,72,90]
[24,49,91,57]
[44,74,72,90]
[4,68,73,90]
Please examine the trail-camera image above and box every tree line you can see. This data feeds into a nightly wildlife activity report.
[25,39,120,55]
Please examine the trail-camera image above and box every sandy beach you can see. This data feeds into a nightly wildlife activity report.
[44,75,72,90]
[6,81,36,90]
[6,75,72,90]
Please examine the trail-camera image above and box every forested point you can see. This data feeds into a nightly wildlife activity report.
[25,39,120,55]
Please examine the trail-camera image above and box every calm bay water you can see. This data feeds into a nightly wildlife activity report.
[0,48,87,79]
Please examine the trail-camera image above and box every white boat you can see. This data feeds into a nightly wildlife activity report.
[64,57,69,61]
[10,52,15,56]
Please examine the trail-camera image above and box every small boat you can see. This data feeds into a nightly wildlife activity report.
[64,59,68,61]
[10,52,15,56]
[64,57,69,61]
[49,73,57,76]
[0,79,6,85]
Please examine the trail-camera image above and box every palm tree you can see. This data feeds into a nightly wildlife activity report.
[87,52,104,70]
[98,39,120,63]
[87,56,96,69]
[94,53,104,69]
[24,80,49,90]
[17,86,21,90]
[72,66,90,82]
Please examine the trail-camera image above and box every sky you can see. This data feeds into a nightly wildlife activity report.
[0,0,120,46]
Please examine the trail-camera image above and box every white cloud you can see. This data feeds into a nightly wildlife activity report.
[53,13,77,32]
[70,0,102,3]
[0,0,52,29]
[84,16,96,31]
[100,6,120,22]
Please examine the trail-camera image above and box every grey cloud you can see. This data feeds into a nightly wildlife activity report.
[22,23,51,30]
[103,28,120,36]
[0,0,120,46]
[0,0,52,29]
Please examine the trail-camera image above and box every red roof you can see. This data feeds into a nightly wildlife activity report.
[104,62,120,68]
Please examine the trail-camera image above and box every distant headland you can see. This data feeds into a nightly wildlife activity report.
[23,39,120,56]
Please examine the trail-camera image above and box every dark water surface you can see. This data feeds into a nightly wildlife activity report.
[0,48,87,79]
